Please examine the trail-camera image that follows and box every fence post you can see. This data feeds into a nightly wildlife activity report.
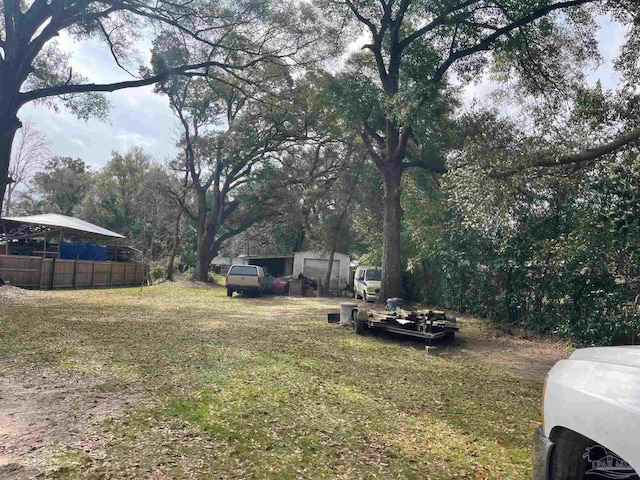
[49,258,56,290]
[72,260,77,289]
[91,261,96,288]
[134,263,138,286]
[123,263,127,286]
[39,257,45,289]
[109,262,113,287]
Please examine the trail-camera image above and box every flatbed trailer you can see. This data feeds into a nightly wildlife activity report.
[349,305,459,343]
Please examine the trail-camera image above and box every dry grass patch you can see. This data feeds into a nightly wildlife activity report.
[0,282,569,478]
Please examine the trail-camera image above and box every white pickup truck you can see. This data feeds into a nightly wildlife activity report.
[534,346,640,480]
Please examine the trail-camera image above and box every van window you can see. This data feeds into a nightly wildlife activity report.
[229,265,258,276]
[365,269,381,281]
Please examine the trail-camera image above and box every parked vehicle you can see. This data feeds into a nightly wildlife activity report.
[225,264,266,297]
[533,346,640,480]
[354,266,381,302]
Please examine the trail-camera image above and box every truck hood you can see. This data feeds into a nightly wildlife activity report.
[570,346,640,369]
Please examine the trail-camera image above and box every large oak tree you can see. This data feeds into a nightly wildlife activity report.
[0,0,317,213]
[325,0,638,301]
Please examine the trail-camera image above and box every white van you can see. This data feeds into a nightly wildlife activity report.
[354,266,381,302]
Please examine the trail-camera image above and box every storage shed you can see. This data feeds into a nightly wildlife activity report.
[292,251,350,290]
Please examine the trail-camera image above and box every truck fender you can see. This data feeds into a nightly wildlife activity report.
[544,359,640,473]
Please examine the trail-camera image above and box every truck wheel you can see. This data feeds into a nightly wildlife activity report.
[227,288,233,297]
[549,428,596,479]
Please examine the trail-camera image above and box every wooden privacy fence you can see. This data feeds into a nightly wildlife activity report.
[0,255,145,289]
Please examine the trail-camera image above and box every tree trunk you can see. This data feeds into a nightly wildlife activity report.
[193,191,210,282]
[195,245,212,282]
[166,210,182,281]
[0,114,21,216]
[4,183,14,216]
[194,223,211,282]
[324,248,336,297]
[378,163,403,302]
[421,259,429,301]
[194,220,222,283]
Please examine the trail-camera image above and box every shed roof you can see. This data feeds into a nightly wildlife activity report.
[1,214,125,240]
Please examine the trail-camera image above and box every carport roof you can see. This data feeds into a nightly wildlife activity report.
[1,213,125,240]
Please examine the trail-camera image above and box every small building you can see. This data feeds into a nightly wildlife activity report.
[230,251,350,290]
[0,213,144,289]
[292,251,350,290]
[237,253,294,278]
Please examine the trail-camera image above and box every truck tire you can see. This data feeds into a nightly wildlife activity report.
[227,288,233,297]
[548,428,595,479]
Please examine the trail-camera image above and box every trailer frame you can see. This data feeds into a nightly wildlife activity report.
[350,306,459,343]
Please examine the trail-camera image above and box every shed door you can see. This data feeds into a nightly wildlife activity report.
[303,259,340,289]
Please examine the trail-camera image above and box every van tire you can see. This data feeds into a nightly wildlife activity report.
[227,288,233,297]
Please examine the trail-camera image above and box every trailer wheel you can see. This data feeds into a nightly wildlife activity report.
[352,310,367,335]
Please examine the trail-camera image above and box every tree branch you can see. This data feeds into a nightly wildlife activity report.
[97,19,136,77]
[398,0,481,50]
[488,127,640,178]
[359,129,384,169]
[18,57,270,106]
[431,0,597,85]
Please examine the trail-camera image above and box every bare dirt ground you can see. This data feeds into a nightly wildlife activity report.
[0,286,29,308]
[0,368,139,479]
[440,319,573,381]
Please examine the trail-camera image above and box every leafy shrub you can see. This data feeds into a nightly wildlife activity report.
[401,158,640,346]
[208,272,226,285]
[149,262,165,282]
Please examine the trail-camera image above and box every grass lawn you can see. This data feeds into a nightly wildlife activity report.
[0,282,570,479]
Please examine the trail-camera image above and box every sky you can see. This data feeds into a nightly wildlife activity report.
[461,15,628,105]
[17,15,629,171]
[19,33,180,171]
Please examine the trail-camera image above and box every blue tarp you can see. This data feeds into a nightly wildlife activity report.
[59,242,107,261]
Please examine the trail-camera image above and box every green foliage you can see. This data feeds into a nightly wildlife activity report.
[409,153,640,346]
[30,156,93,216]
[79,148,178,259]
[149,262,166,282]
[208,272,226,285]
